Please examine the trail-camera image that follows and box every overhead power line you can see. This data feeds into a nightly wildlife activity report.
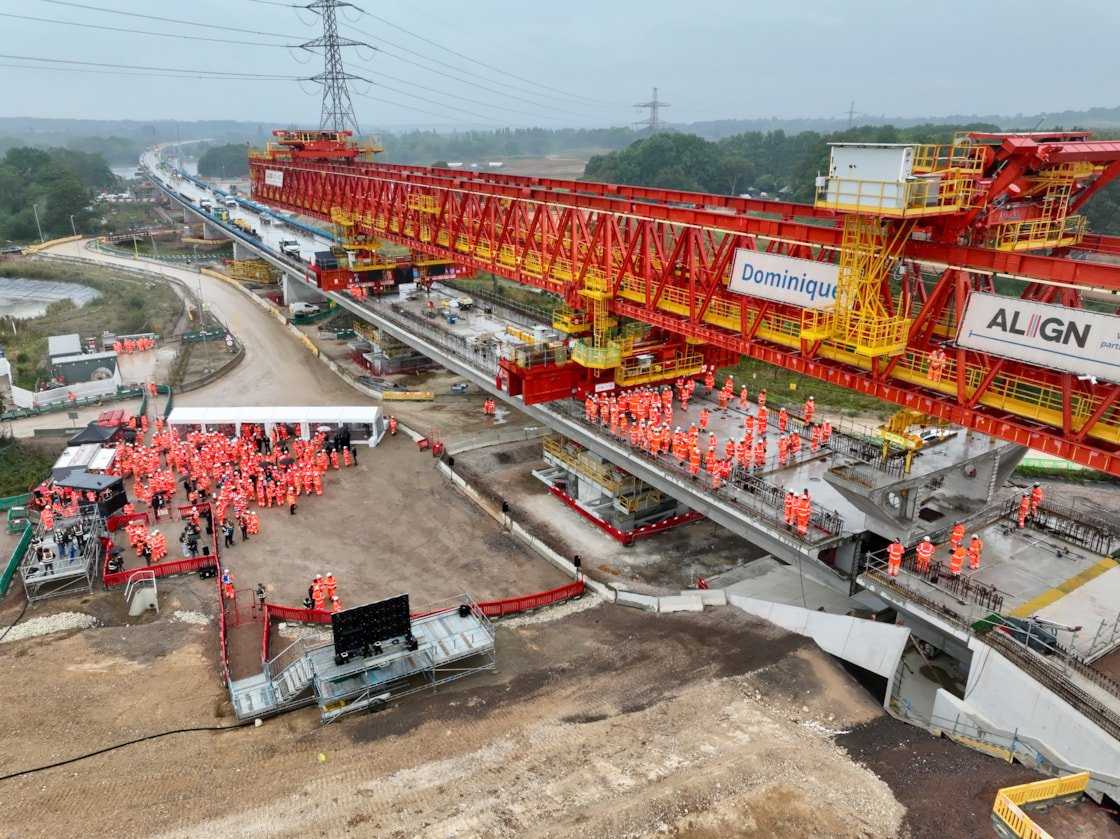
[39,0,299,39]
[0,52,305,80]
[1,11,293,47]
[0,60,295,82]
[348,8,619,108]
[341,24,600,121]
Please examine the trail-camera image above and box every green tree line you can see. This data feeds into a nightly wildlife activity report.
[0,147,115,244]
[582,124,1120,235]
[198,143,251,178]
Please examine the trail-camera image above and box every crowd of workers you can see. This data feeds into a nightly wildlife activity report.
[880,483,1045,579]
[302,572,343,613]
[574,370,833,537]
[102,417,359,612]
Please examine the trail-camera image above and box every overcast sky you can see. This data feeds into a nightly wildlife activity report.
[4,0,1120,130]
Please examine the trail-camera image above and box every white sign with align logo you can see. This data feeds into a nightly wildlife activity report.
[958,291,1120,383]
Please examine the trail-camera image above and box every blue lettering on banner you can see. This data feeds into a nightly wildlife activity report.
[740,261,837,304]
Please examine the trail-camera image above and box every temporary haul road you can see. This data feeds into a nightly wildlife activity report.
[0,242,1079,839]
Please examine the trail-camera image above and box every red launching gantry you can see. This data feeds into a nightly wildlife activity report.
[250,129,1120,475]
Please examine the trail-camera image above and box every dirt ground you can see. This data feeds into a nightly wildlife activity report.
[452,440,769,594]
[1,590,910,839]
[6,244,1120,837]
[1,429,1100,839]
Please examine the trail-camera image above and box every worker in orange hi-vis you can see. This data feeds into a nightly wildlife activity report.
[778,436,789,465]
[1030,482,1043,515]
[950,521,965,550]
[753,438,767,470]
[1017,494,1031,528]
[915,537,934,573]
[699,408,710,430]
[804,396,815,425]
[313,587,326,611]
[810,424,821,453]
[778,407,788,433]
[757,388,767,410]
[718,388,729,411]
[784,491,796,526]
[389,416,397,435]
[704,370,715,394]
[927,347,947,383]
[711,469,721,491]
[757,405,768,430]
[688,445,701,478]
[967,535,983,571]
[949,545,965,576]
[738,384,749,409]
[796,490,811,537]
[332,595,342,613]
[821,420,832,445]
[887,540,904,577]
[743,413,754,437]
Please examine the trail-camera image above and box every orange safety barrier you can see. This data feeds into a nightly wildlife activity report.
[261,580,586,664]
[103,553,218,588]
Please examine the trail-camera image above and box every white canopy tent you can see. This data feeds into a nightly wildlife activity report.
[165,405,385,445]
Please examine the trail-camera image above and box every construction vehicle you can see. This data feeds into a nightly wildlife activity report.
[231,218,257,237]
[279,240,301,259]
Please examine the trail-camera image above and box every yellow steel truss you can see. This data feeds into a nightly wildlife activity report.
[983,171,1089,252]
[800,215,913,357]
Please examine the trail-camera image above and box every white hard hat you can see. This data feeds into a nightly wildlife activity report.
[326,572,331,576]
[924,537,930,542]
[224,568,229,573]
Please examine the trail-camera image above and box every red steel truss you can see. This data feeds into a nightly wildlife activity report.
[251,133,1120,476]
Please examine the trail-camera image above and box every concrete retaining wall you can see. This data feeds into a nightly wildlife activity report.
[174,346,245,394]
[729,593,910,686]
[937,638,1120,796]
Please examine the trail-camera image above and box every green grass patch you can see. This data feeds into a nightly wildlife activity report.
[1013,465,1120,485]
[96,203,164,232]
[716,356,895,417]
[0,259,183,388]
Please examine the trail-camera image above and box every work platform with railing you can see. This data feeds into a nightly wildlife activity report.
[20,510,105,604]
[229,595,496,724]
